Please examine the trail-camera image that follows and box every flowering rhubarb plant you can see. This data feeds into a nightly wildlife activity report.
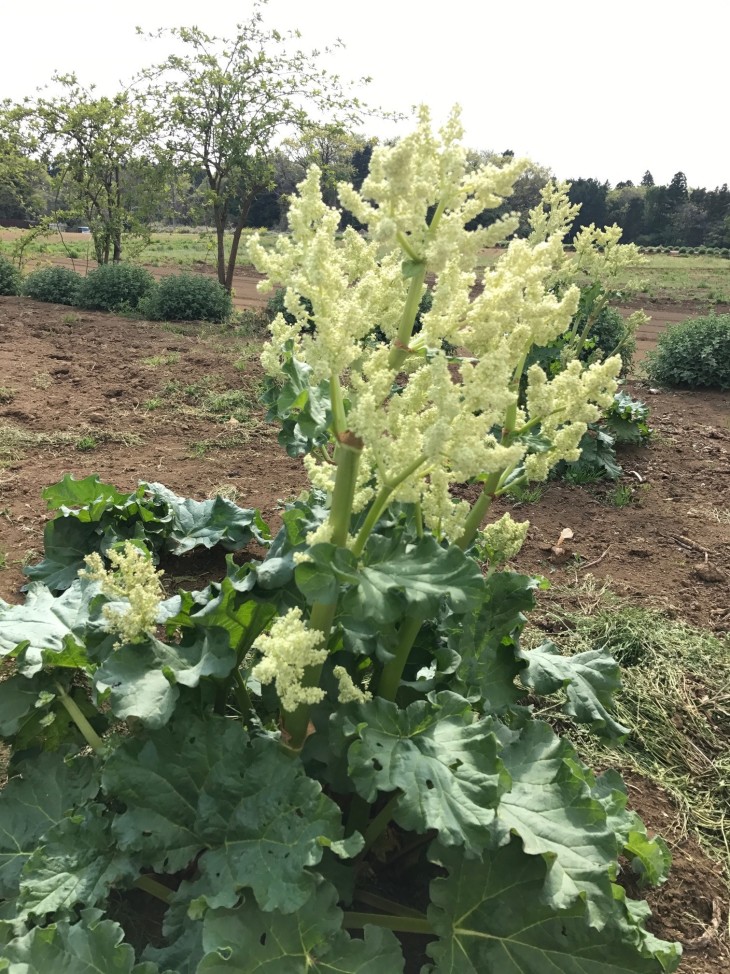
[0,109,680,972]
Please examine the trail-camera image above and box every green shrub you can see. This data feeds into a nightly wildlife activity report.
[0,255,20,296]
[76,263,155,312]
[579,305,636,373]
[645,314,730,389]
[139,272,232,323]
[21,266,82,305]
[720,248,730,259]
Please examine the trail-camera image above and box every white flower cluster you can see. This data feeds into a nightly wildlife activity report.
[251,608,372,711]
[477,513,530,565]
[252,607,327,713]
[80,544,164,647]
[250,106,625,541]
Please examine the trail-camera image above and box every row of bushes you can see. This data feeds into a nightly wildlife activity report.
[639,245,730,257]
[0,256,232,323]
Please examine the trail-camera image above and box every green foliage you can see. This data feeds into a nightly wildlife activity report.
[578,305,636,373]
[602,392,651,445]
[21,266,82,305]
[0,253,20,295]
[76,263,155,312]
[139,272,232,323]
[645,314,730,389]
[0,476,681,972]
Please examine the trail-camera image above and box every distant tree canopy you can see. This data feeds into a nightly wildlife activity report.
[0,20,728,255]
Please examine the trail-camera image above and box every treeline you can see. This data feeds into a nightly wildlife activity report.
[565,172,730,249]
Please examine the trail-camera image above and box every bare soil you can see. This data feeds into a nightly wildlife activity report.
[0,290,728,970]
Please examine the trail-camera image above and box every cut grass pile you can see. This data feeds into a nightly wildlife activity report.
[0,422,142,464]
[529,582,730,871]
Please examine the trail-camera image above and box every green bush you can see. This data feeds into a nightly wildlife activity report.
[579,305,636,373]
[140,272,232,323]
[21,266,82,305]
[76,263,155,312]
[645,314,730,389]
[0,255,20,296]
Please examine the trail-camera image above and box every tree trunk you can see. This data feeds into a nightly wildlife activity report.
[224,195,255,293]
[213,201,228,289]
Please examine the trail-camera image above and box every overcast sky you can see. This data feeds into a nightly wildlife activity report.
[3,0,727,190]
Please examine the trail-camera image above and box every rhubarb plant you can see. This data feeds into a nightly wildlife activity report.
[0,108,679,973]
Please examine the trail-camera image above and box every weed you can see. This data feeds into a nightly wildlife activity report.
[202,389,249,422]
[0,548,6,570]
[602,484,634,507]
[62,313,79,325]
[143,398,163,411]
[32,372,52,389]
[0,387,16,404]
[75,436,98,452]
[504,484,545,505]
[142,352,181,367]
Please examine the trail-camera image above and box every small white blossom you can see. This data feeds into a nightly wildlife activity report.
[251,607,327,713]
[80,544,164,647]
[477,513,530,565]
[333,666,372,704]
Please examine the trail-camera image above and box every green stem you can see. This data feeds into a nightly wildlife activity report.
[134,875,173,905]
[352,453,428,557]
[346,793,372,839]
[361,792,402,854]
[377,616,422,701]
[388,262,428,370]
[54,681,104,753]
[342,911,432,935]
[233,668,254,719]
[355,890,427,921]
[456,471,500,551]
[283,440,362,750]
[330,374,347,437]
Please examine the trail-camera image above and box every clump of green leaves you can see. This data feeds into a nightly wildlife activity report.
[0,253,21,295]
[21,266,82,305]
[76,262,155,312]
[645,314,730,389]
[558,391,651,483]
[603,391,651,445]
[579,305,636,373]
[139,272,232,323]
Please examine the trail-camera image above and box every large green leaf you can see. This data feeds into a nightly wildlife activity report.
[22,517,102,592]
[93,628,235,728]
[426,840,681,973]
[146,483,269,554]
[42,475,148,517]
[593,772,671,888]
[339,533,484,624]
[0,752,97,900]
[0,581,95,676]
[343,693,509,853]
[453,571,540,712]
[491,720,618,922]
[261,340,333,457]
[198,881,403,973]
[18,804,137,920]
[0,910,161,973]
[103,717,352,913]
[520,641,630,737]
[179,577,277,657]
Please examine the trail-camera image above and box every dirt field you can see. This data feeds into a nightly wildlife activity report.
[0,291,728,971]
